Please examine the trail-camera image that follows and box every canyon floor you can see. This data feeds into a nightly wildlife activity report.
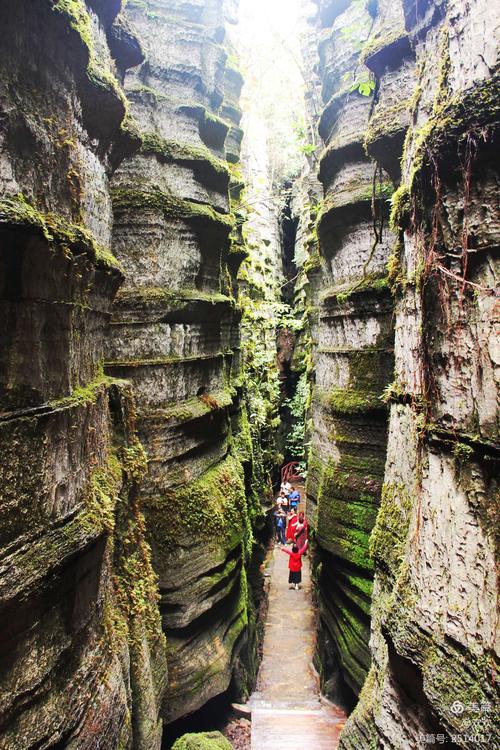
[249,541,346,749]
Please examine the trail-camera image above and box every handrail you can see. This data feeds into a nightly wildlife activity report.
[281,460,303,484]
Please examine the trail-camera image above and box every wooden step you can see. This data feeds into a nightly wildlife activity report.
[250,545,347,749]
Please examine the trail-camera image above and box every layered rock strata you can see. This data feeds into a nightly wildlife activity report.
[0,2,166,748]
[306,0,396,704]
[106,0,259,725]
[338,0,500,747]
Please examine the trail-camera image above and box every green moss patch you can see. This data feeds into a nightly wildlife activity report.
[325,388,384,415]
[114,286,232,308]
[320,180,393,217]
[52,0,127,107]
[112,439,165,644]
[146,454,247,550]
[316,462,379,571]
[49,371,112,410]
[389,184,411,232]
[143,388,234,424]
[383,565,499,739]
[106,351,224,369]
[321,274,390,304]
[369,482,413,573]
[364,97,412,149]
[407,74,500,197]
[360,29,409,66]
[386,241,405,294]
[172,731,233,749]
[112,188,234,231]
[0,193,122,271]
[140,132,229,179]
[338,667,378,749]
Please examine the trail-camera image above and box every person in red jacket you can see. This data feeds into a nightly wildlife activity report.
[280,539,308,590]
[286,509,298,543]
[294,512,308,550]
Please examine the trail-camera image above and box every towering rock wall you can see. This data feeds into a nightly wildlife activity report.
[106,0,261,726]
[340,0,500,747]
[0,2,167,748]
[306,0,396,704]
[308,0,499,746]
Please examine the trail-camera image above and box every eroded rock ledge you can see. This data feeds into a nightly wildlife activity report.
[306,0,396,705]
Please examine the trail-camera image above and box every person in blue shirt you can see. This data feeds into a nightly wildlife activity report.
[274,506,287,544]
[289,487,300,510]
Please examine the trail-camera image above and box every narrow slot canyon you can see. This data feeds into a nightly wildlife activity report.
[0,1,498,750]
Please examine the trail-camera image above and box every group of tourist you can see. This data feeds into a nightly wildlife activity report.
[273,480,308,590]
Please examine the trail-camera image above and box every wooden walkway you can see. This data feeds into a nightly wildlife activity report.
[250,542,346,749]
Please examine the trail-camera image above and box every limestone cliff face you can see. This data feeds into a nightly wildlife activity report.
[106,0,259,725]
[309,0,499,746]
[0,2,167,748]
[306,0,396,704]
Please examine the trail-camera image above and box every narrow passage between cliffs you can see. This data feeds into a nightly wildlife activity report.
[249,490,347,749]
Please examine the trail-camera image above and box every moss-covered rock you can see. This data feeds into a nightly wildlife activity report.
[172,732,233,750]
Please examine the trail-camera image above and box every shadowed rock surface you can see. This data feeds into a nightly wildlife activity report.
[0,2,274,746]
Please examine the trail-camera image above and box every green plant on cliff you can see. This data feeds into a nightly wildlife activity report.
[284,371,310,472]
[350,75,375,97]
[238,266,283,486]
